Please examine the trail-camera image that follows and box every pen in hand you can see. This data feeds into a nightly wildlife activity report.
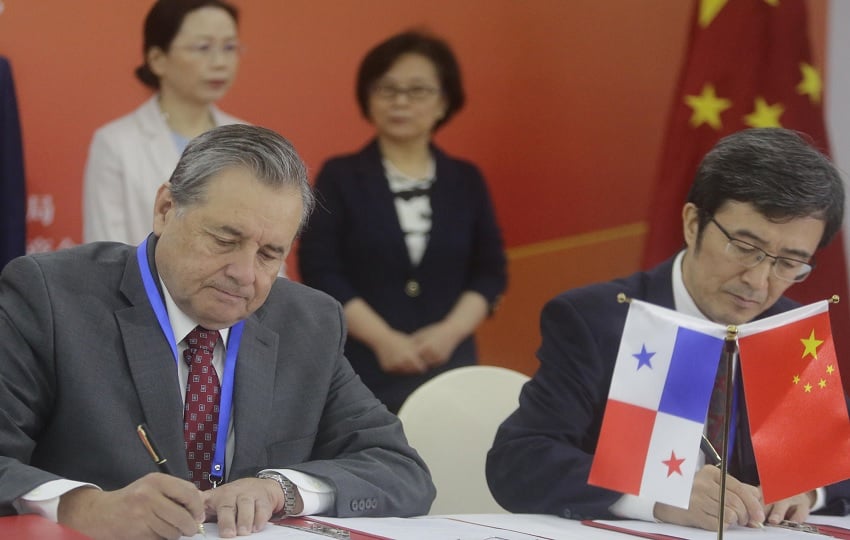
[136,423,171,473]
[136,424,206,537]
[700,434,722,467]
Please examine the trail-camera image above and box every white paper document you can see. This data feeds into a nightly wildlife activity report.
[183,514,847,539]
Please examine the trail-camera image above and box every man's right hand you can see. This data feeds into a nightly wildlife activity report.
[57,473,204,540]
[653,465,766,531]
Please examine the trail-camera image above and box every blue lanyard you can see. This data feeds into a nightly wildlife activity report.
[136,238,242,487]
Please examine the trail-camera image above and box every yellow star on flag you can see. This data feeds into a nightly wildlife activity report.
[744,97,784,128]
[827,364,836,375]
[797,62,822,104]
[804,383,813,392]
[699,0,728,28]
[684,84,732,130]
[801,329,824,360]
[819,379,827,389]
[793,374,801,384]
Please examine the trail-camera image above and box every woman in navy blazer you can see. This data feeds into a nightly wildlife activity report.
[298,31,507,412]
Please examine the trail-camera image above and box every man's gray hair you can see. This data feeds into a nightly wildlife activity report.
[168,124,315,232]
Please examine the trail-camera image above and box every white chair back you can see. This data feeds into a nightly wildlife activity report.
[397,365,530,515]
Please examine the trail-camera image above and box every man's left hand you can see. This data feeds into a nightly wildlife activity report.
[202,478,290,538]
[762,489,816,525]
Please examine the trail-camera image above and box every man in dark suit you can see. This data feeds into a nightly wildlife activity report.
[0,56,26,270]
[0,125,434,539]
[487,128,850,531]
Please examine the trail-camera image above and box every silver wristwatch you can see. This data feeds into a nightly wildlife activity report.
[257,471,297,516]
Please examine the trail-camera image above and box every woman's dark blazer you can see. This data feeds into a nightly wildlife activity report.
[298,140,507,411]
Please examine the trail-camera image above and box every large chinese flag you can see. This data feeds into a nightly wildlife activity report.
[642,0,850,384]
[738,301,850,503]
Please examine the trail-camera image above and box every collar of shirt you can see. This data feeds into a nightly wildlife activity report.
[160,278,230,348]
[159,278,229,390]
[382,156,436,191]
[671,249,707,320]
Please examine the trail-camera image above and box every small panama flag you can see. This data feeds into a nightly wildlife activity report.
[738,300,850,503]
[588,299,727,508]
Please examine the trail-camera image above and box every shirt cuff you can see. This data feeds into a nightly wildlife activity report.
[264,468,334,516]
[812,487,826,512]
[15,480,98,522]
[608,494,657,521]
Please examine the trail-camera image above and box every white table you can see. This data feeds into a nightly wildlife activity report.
[186,512,850,539]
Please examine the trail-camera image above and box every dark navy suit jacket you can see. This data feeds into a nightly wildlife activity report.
[0,56,26,270]
[298,140,507,411]
[487,257,850,519]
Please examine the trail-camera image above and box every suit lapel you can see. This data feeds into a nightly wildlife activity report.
[136,95,180,184]
[230,316,278,476]
[116,243,189,479]
[420,146,455,268]
[644,258,677,308]
[357,141,411,269]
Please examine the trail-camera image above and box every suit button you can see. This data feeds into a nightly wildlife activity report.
[404,279,421,297]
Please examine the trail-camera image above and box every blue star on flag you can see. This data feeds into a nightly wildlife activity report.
[633,344,655,370]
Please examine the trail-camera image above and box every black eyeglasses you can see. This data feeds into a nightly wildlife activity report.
[709,217,814,283]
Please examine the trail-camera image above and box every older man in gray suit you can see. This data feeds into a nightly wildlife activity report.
[0,125,435,539]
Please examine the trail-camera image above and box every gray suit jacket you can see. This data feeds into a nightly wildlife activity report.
[0,241,435,517]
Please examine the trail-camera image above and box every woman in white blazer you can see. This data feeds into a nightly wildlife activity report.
[83,0,245,244]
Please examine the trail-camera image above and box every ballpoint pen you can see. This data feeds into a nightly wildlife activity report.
[700,434,722,466]
[701,434,772,530]
[136,424,206,537]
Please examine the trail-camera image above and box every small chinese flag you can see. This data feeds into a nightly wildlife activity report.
[738,301,850,503]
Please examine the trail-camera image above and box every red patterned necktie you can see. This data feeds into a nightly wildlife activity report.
[706,359,729,456]
[183,326,221,490]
